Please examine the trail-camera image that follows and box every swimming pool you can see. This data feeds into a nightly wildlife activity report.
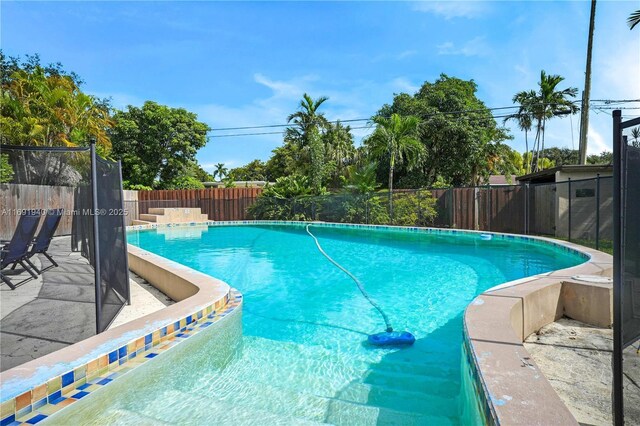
[49,223,587,425]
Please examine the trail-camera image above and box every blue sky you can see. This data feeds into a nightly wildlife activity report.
[2,1,639,172]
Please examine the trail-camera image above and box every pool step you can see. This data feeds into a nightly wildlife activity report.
[148,387,455,426]
[139,208,209,223]
[138,389,330,425]
[194,336,461,417]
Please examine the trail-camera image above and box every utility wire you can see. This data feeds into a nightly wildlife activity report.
[209,99,640,133]
[207,102,640,139]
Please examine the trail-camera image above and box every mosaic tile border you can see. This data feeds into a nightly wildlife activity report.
[0,291,242,426]
[126,220,591,262]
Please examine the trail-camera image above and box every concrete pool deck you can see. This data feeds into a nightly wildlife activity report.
[0,236,173,372]
[524,318,640,425]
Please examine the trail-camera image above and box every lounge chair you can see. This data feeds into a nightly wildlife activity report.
[25,209,63,274]
[0,210,42,289]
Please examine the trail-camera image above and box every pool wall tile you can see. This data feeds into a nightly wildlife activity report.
[2,288,243,424]
[0,400,14,420]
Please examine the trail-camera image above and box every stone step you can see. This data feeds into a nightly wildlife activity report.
[131,220,151,226]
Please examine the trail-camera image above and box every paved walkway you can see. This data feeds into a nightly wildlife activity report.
[524,318,640,425]
[0,236,172,372]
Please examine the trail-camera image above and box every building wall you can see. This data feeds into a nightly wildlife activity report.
[555,172,613,241]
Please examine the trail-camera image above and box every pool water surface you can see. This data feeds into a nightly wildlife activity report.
[50,224,586,425]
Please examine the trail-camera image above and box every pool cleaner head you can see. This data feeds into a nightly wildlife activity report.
[368,329,416,347]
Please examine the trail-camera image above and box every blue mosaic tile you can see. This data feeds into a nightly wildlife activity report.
[144,334,152,345]
[96,378,112,385]
[76,383,91,391]
[47,391,61,404]
[0,415,15,426]
[25,414,47,424]
[186,316,193,325]
[118,346,127,359]
[108,350,118,364]
[145,353,158,359]
[50,396,66,405]
[160,327,167,337]
[174,321,180,330]
[61,371,74,387]
[71,391,89,399]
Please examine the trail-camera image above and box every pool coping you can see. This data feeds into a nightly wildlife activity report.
[0,220,609,425]
[0,245,241,425]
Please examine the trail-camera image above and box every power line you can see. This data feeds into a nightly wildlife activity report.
[206,101,640,139]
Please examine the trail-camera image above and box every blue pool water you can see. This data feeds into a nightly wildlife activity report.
[52,224,586,425]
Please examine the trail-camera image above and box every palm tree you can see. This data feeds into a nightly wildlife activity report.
[213,163,227,181]
[366,113,423,221]
[628,10,640,30]
[286,93,330,193]
[516,71,578,172]
[286,93,330,146]
[631,127,640,148]
[325,120,355,184]
[504,90,535,174]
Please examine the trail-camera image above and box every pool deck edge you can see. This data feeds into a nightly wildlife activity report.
[0,244,240,425]
[463,242,612,425]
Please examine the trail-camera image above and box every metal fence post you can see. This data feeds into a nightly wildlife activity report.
[90,140,103,334]
[525,183,530,235]
[612,109,623,425]
[118,160,131,305]
[596,173,600,250]
[567,178,572,242]
[487,184,491,231]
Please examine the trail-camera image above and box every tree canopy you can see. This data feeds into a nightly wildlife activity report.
[109,101,210,189]
[375,74,513,187]
[1,52,113,157]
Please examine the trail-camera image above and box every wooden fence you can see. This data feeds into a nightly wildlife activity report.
[1,184,77,240]
[134,188,263,222]
[2,180,612,244]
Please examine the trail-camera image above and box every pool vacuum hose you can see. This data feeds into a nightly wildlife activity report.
[305,225,415,347]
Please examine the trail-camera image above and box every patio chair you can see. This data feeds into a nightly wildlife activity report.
[1,210,42,289]
[25,209,63,274]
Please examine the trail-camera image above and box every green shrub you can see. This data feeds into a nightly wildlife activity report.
[392,192,437,226]
[0,154,14,183]
[124,182,153,191]
[165,176,205,190]
[247,175,319,220]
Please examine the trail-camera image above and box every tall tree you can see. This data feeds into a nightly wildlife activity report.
[365,113,422,220]
[504,91,535,173]
[516,71,578,172]
[378,75,511,187]
[213,163,227,181]
[578,0,597,165]
[286,93,330,193]
[1,55,112,154]
[110,101,210,188]
[324,120,355,186]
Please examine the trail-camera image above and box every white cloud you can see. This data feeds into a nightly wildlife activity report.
[397,50,418,60]
[413,1,487,19]
[390,77,419,94]
[437,36,489,56]
[587,124,610,156]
